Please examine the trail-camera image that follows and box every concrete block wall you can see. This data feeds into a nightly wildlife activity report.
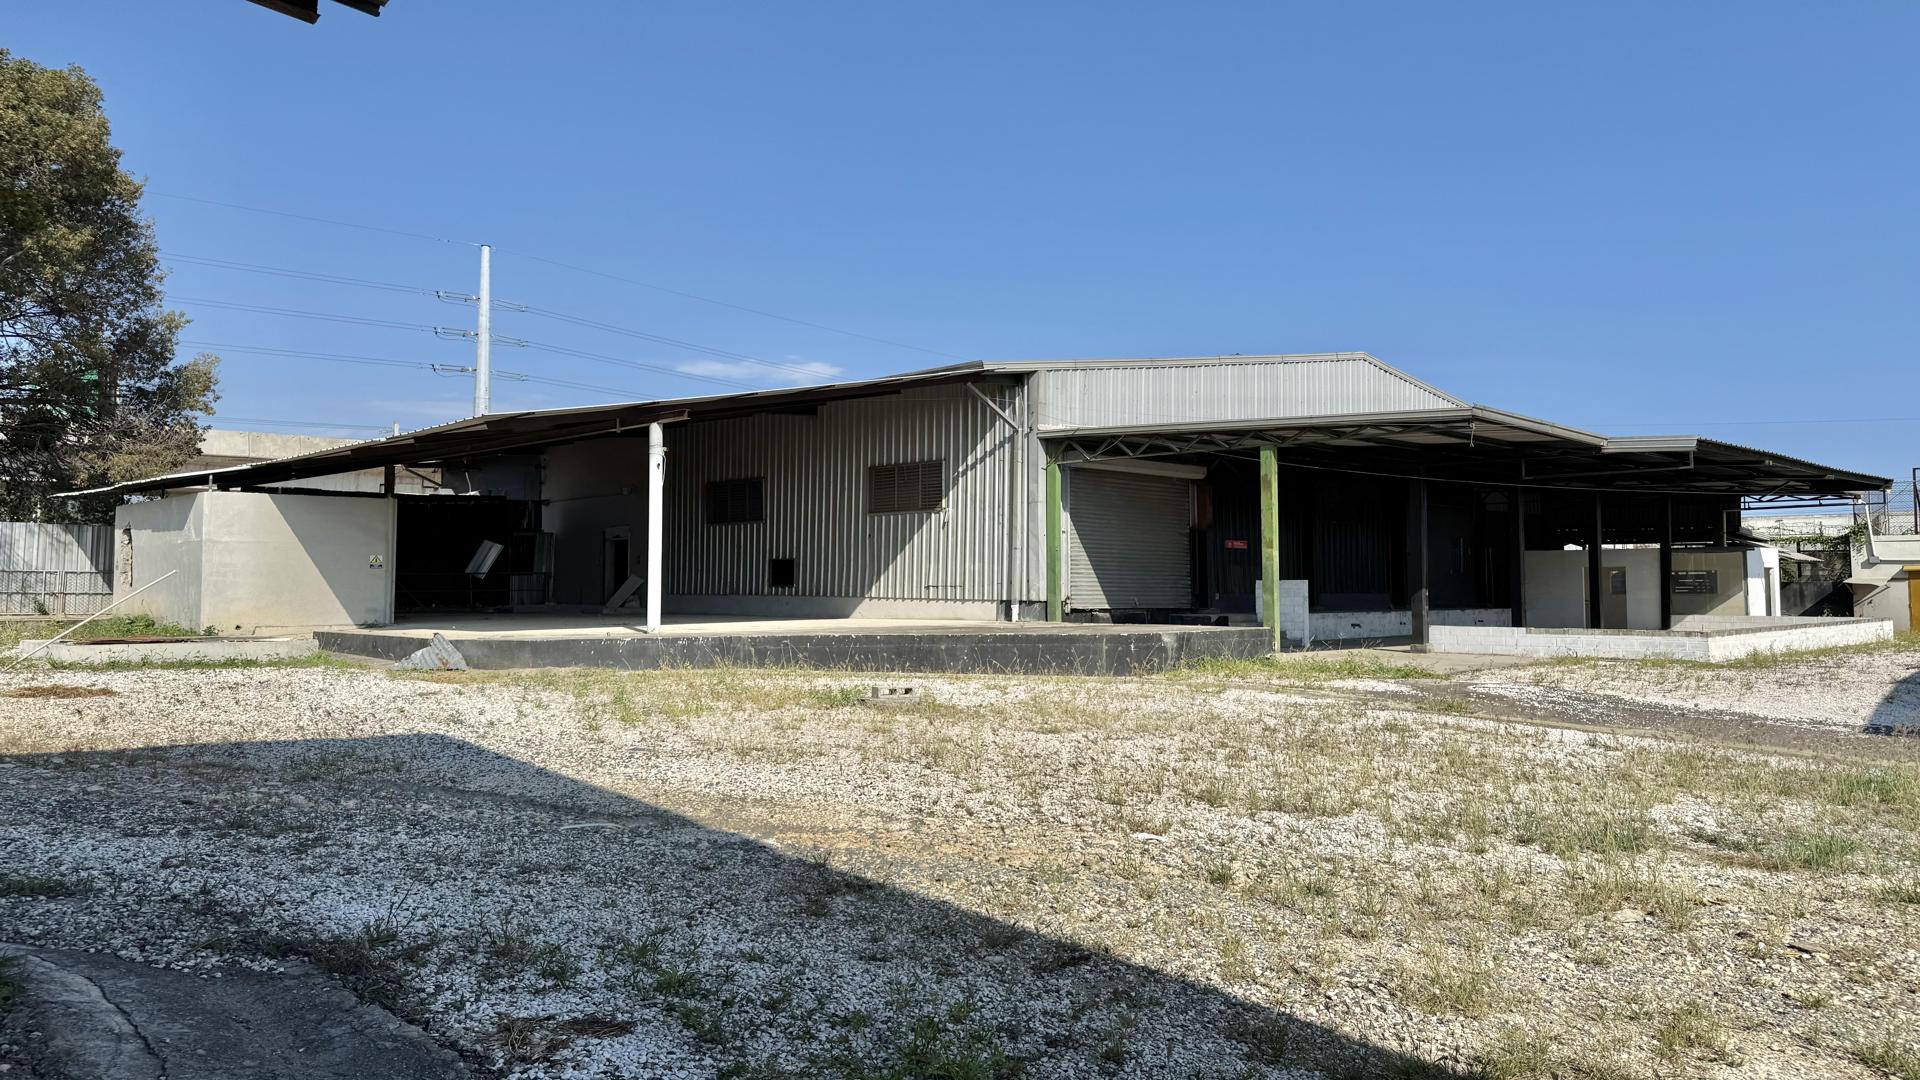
[1311,607,1510,641]
[1430,617,1892,662]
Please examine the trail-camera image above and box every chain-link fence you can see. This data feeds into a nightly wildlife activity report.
[1856,476,1919,537]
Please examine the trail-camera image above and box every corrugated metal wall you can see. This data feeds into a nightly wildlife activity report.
[0,522,114,615]
[661,383,1015,604]
[1029,355,1460,429]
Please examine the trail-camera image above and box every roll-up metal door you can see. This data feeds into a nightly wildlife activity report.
[1067,468,1193,609]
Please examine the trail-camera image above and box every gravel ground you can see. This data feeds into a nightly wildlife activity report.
[1,652,1917,1079]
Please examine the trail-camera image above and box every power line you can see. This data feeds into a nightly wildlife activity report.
[153,191,964,362]
[498,247,966,361]
[514,303,839,382]
[151,193,479,248]
[183,341,654,401]
[1607,417,1920,428]
[164,253,437,296]
[515,337,760,391]
[169,291,774,391]
[169,295,441,333]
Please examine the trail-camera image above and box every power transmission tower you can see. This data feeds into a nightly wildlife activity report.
[434,244,525,416]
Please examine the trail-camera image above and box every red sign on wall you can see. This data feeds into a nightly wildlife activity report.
[1224,539,1249,550]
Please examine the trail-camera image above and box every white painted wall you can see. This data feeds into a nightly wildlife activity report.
[113,496,207,630]
[1744,547,1782,617]
[113,491,396,633]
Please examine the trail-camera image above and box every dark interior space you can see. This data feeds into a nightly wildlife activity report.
[394,496,545,613]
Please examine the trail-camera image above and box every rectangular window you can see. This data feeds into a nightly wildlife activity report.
[704,477,765,525]
[768,557,796,589]
[867,459,944,514]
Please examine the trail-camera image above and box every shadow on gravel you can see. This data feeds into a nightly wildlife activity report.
[1866,669,1920,736]
[7,733,1464,1080]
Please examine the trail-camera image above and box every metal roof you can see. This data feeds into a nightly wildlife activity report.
[1045,408,1889,497]
[59,355,1891,499]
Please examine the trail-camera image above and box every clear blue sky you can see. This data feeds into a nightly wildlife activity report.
[11,2,1917,484]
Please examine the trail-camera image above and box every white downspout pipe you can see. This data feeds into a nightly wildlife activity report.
[643,422,665,634]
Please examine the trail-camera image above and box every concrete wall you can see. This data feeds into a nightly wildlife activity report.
[113,491,395,633]
[113,496,208,630]
[1525,547,1760,628]
[197,492,394,633]
[1431,617,1891,662]
[1310,607,1510,641]
[1672,550,1749,617]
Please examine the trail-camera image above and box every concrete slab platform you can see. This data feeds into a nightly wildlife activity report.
[11,637,318,665]
[320,614,1274,675]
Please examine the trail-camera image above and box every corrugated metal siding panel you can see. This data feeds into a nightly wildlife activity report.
[1031,357,1459,429]
[0,522,113,614]
[1066,470,1192,609]
[663,384,1011,603]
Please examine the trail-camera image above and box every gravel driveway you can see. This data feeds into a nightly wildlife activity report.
[1,651,1916,1079]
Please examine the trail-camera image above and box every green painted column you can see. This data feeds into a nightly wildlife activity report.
[1259,446,1281,653]
[1044,456,1064,621]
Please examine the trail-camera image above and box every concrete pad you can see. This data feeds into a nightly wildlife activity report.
[0,944,466,1079]
[12,636,317,665]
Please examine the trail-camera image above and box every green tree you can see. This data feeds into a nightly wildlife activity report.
[0,49,217,523]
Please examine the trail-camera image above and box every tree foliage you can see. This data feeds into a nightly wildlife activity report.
[0,49,217,522]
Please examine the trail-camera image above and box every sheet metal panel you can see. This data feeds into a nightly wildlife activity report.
[0,522,113,614]
[662,384,1012,603]
[1066,469,1193,609]
[1030,356,1461,430]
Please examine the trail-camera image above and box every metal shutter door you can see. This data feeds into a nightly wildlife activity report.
[1067,469,1192,609]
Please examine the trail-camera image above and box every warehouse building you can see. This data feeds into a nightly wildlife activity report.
[69,353,1890,666]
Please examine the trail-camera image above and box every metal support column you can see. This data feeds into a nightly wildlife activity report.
[1587,492,1605,629]
[1409,477,1430,651]
[1260,447,1282,653]
[1659,495,1674,630]
[643,422,665,633]
[1509,485,1526,629]
[1044,454,1063,621]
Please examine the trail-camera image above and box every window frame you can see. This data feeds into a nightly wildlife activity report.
[703,476,766,526]
[866,459,945,515]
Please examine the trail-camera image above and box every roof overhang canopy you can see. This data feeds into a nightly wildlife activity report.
[1044,407,1888,498]
[58,366,992,499]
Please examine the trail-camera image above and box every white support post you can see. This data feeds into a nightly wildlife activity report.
[473,244,492,416]
[644,422,665,633]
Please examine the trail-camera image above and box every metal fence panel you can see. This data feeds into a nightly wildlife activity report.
[0,523,113,615]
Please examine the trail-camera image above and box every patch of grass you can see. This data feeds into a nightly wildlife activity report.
[1227,1016,1293,1066]
[854,1012,1021,1080]
[1474,1026,1639,1080]
[480,915,580,986]
[43,652,353,672]
[1853,1033,1920,1080]
[248,919,430,1015]
[1401,947,1498,1017]
[1875,881,1920,905]
[1762,830,1859,872]
[1565,861,1696,929]
[805,685,870,708]
[1173,653,1443,683]
[0,872,94,898]
[1514,807,1656,859]
[1651,1001,1729,1063]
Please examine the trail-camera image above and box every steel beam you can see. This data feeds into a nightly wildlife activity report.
[1044,454,1063,621]
[1260,446,1281,654]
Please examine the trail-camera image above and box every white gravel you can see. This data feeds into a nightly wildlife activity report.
[2,659,1916,1079]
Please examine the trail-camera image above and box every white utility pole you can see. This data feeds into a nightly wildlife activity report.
[643,422,666,633]
[473,243,492,416]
